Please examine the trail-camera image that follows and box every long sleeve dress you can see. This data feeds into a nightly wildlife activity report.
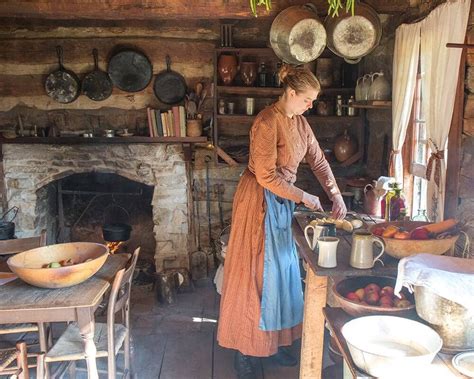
[217,103,341,357]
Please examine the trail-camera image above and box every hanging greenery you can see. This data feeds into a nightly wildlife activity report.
[250,0,356,17]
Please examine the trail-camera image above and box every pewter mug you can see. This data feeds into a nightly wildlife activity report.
[350,230,385,269]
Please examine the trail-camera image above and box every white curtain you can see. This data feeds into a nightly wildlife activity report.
[420,0,471,221]
[391,22,421,184]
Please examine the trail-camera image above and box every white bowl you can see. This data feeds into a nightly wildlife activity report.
[341,315,442,378]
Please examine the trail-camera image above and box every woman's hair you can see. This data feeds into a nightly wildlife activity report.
[278,64,321,94]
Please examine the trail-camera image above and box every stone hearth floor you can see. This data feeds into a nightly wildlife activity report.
[0,277,340,378]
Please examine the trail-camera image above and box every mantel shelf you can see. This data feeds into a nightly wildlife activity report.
[0,136,208,144]
[217,86,355,97]
[351,101,392,109]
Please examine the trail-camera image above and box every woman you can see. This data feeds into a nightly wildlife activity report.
[217,65,346,379]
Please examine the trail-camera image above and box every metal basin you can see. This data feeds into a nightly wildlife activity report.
[414,286,474,353]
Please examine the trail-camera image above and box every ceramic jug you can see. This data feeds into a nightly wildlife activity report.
[350,231,385,269]
[217,54,238,85]
[317,236,339,268]
[240,61,257,86]
[356,74,371,101]
[368,71,391,101]
[334,130,357,162]
[304,221,330,250]
[363,182,386,217]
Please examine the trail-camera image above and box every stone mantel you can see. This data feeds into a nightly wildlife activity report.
[1,143,191,271]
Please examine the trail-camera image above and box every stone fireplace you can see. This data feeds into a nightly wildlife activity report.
[1,143,191,271]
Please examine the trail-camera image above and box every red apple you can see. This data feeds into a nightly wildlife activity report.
[379,295,393,307]
[345,292,360,302]
[355,288,365,301]
[365,283,381,295]
[380,286,394,297]
[365,291,380,305]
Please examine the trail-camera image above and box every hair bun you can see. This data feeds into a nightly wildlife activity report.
[278,64,292,83]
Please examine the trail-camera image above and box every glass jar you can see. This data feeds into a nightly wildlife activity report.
[388,185,406,222]
[412,209,430,222]
[336,95,343,116]
[258,62,267,87]
[218,99,226,115]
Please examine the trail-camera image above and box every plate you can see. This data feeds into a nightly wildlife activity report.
[452,351,474,377]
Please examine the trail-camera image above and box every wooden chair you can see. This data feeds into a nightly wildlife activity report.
[45,248,140,379]
[0,230,51,353]
[0,341,44,379]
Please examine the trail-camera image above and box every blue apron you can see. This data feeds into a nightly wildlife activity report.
[259,189,304,331]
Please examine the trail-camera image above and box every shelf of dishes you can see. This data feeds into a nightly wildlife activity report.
[0,136,208,144]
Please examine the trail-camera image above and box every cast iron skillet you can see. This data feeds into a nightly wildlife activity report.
[107,49,153,92]
[153,55,187,105]
[45,46,80,104]
[82,48,113,101]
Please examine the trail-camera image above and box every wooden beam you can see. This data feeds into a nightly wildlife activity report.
[445,40,466,219]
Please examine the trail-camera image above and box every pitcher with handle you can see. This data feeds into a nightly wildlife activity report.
[350,230,385,269]
[304,220,329,250]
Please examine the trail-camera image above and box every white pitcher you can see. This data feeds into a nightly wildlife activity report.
[350,230,385,269]
[317,236,339,268]
[304,221,329,250]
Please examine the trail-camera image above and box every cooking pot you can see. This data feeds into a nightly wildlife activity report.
[0,206,19,240]
[325,3,382,64]
[270,3,326,65]
[102,223,131,242]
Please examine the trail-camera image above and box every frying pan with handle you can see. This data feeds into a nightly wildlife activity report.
[45,46,80,104]
[153,55,187,105]
[82,49,113,101]
[108,49,153,92]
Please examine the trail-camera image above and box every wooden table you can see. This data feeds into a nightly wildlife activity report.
[292,211,399,379]
[323,307,467,378]
[0,253,129,379]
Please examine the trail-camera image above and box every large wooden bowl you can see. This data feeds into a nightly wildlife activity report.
[333,276,415,317]
[7,242,109,288]
[368,221,459,259]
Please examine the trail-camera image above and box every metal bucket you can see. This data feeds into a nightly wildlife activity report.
[414,286,474,353]
[269,3,326,65]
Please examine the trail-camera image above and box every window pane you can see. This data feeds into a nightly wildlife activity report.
[412,176,428,218]
[415,122,427,164]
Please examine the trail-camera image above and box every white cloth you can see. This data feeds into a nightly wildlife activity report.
[394,253,474,310]
[420,0,471,221]
[391,22,421,184]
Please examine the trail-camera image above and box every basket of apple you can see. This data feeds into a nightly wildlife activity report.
[368,219,460,259]
[333,276,415,317]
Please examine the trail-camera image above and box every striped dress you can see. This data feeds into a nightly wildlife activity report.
[217,103,341,357]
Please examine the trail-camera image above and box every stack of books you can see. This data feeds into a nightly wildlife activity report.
[147,106,187,137]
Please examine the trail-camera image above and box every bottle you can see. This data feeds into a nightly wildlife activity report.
[336,95,343,116]
[412,209,430,222]
[273,62,282,87]
[258,62,267,87]
[388,184,406,222]
[218,99,226,115]
[347,96,356,116]
[381,183,395,221]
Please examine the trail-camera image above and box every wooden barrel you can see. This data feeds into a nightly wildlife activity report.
[269,3,326,65]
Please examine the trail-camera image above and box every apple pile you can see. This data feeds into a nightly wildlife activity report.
[344,284,412,308]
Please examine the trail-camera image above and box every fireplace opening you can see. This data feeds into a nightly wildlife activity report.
[36,172,155,262]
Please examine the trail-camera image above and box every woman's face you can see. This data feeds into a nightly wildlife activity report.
[287,88,319,116]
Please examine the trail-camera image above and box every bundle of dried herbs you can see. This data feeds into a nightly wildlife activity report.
[249,0,356,17]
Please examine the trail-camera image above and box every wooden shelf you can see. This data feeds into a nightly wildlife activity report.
[217,86,355,97]
[0,136,208,144]
[217,114,362,123]
[351,101,392,109]
[215,47,275,54]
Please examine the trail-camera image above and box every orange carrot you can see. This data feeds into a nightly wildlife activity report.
[423,219,457,234]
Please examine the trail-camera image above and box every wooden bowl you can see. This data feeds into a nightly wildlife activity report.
[7,242,109,288]
[333,276,415,317]
[368,221,459,259]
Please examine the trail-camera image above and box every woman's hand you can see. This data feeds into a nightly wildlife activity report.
[331,194,347,219]
[302,192,323,211]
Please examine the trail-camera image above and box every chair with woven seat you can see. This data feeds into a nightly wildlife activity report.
[45,248,140,379]
[0,230,51,355]
[0,341,44,379]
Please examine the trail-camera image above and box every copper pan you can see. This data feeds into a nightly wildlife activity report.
[325,3,382,64]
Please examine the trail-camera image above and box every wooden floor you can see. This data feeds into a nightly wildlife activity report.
[1,276,341,379]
